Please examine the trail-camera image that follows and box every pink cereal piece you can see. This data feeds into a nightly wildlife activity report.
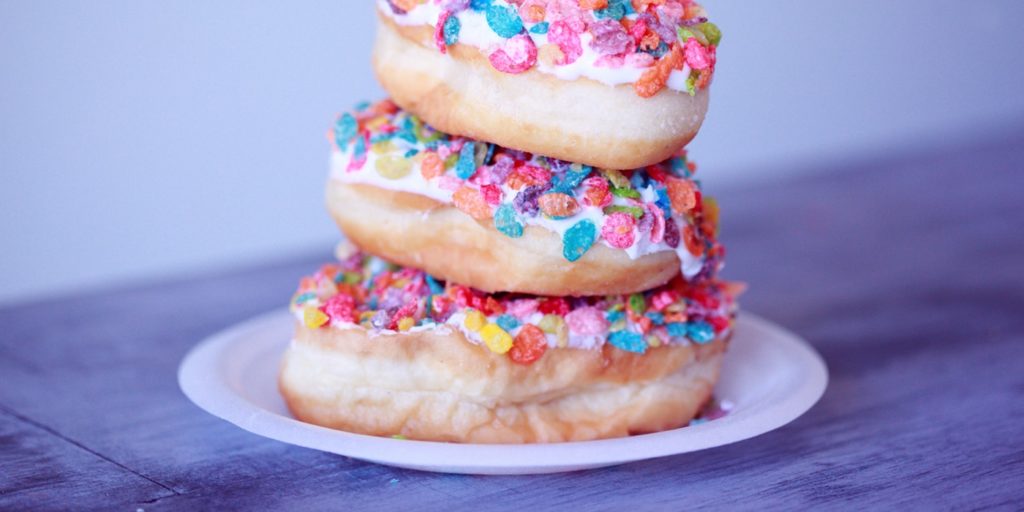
[601,211,637,249]
[437,145,452,159]
[346,155,367,172]
[648,204,666,243]
[651,290,678,311]
[435,10,451,53]
[547,20,583,65]
[489,34,538,74]
[437,175,462,191]
[546,0,586,32]
[565,306,610,335]
[683,37,712,70]
[507,298,540,319]
[625,52,655,68]
[480,183,502,205]
[469,165,494,186]
[658,2,685,23]
[323,294,356,323]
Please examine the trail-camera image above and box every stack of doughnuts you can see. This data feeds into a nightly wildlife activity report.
[280,0,738,444]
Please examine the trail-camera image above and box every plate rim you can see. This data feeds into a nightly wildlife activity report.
[178,310,828,472]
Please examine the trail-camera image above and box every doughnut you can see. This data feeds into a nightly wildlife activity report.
[327,100,724,296]
[279,247,740,443]
[372,0,720,170]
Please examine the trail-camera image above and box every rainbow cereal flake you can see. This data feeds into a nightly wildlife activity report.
[330,100,724,280]
[290,249,739,365]
[380,0,720,97]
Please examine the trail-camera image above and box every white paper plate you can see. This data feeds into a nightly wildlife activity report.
[179,310,827,475]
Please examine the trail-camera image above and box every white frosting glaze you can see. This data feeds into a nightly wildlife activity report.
[377,0,695,92]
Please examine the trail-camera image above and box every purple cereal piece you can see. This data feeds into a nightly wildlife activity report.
[589,19,632,55]
[640,13,676,43]
[637,208,654,236]
[513,183,552,216]
[664,217,681,248]
[490,155,515,184]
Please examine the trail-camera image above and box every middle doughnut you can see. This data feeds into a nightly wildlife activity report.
[328,99,724,297]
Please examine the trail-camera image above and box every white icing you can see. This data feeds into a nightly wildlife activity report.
[377,0,695,92]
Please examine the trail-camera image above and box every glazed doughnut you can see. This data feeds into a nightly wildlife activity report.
[279,248,740,443]
[327,100,724,296]
[372,0,719,170]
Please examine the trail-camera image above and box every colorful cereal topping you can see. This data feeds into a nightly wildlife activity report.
[380,0,720,97]
[330,99,724,280]
[290,247,740,364]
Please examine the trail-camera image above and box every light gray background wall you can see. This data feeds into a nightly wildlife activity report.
[2,1,1023,303]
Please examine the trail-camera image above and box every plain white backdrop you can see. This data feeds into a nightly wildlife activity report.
[2,1,1023,303]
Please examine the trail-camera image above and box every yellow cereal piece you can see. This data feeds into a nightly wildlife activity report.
[480,323,513,354]
[556,321,569,348]
[303,307,329,329]
[359,311,375,327]
[647,335,662,348]
[664,302,687,313]
[602,168,631,188]
[398,317,415,332]
[537,314,563,334]
[463,309,486,332]
[375,154,412,179]
[703,196,720,234]
[365,116,389,131]
[370,139,394,154]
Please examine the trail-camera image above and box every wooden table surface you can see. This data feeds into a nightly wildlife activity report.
[2,130,1022,511]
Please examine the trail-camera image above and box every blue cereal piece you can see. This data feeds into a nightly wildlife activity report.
[494,204,524,238]
[529,21,549,34]
[496,314,520,332]
[485,4,523,38]
[594,0,631,20]
[425,274,444,295]
[483,143,496,165]
[443,14,461,46]
[687,321,716,344]
[655,187,672,216]
[605,310,625,323]
[608,330,647,353]
[470,0,492,11]
[630,171,649,190]
[562,219,597,262]
[551,164,592,194]
[334,113,357,150]
[456,142,476,179]
[352,135,367,160]
[666,322,688,338]
[646,311,665,325]
[643,40,669,59]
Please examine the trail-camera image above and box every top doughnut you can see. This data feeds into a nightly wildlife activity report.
[373,0,720,170]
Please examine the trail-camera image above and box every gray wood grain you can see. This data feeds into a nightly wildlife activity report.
[1,128,1022,511]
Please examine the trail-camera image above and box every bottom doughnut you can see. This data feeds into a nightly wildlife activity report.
[280,325,726,444]
[278,249,739,443]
